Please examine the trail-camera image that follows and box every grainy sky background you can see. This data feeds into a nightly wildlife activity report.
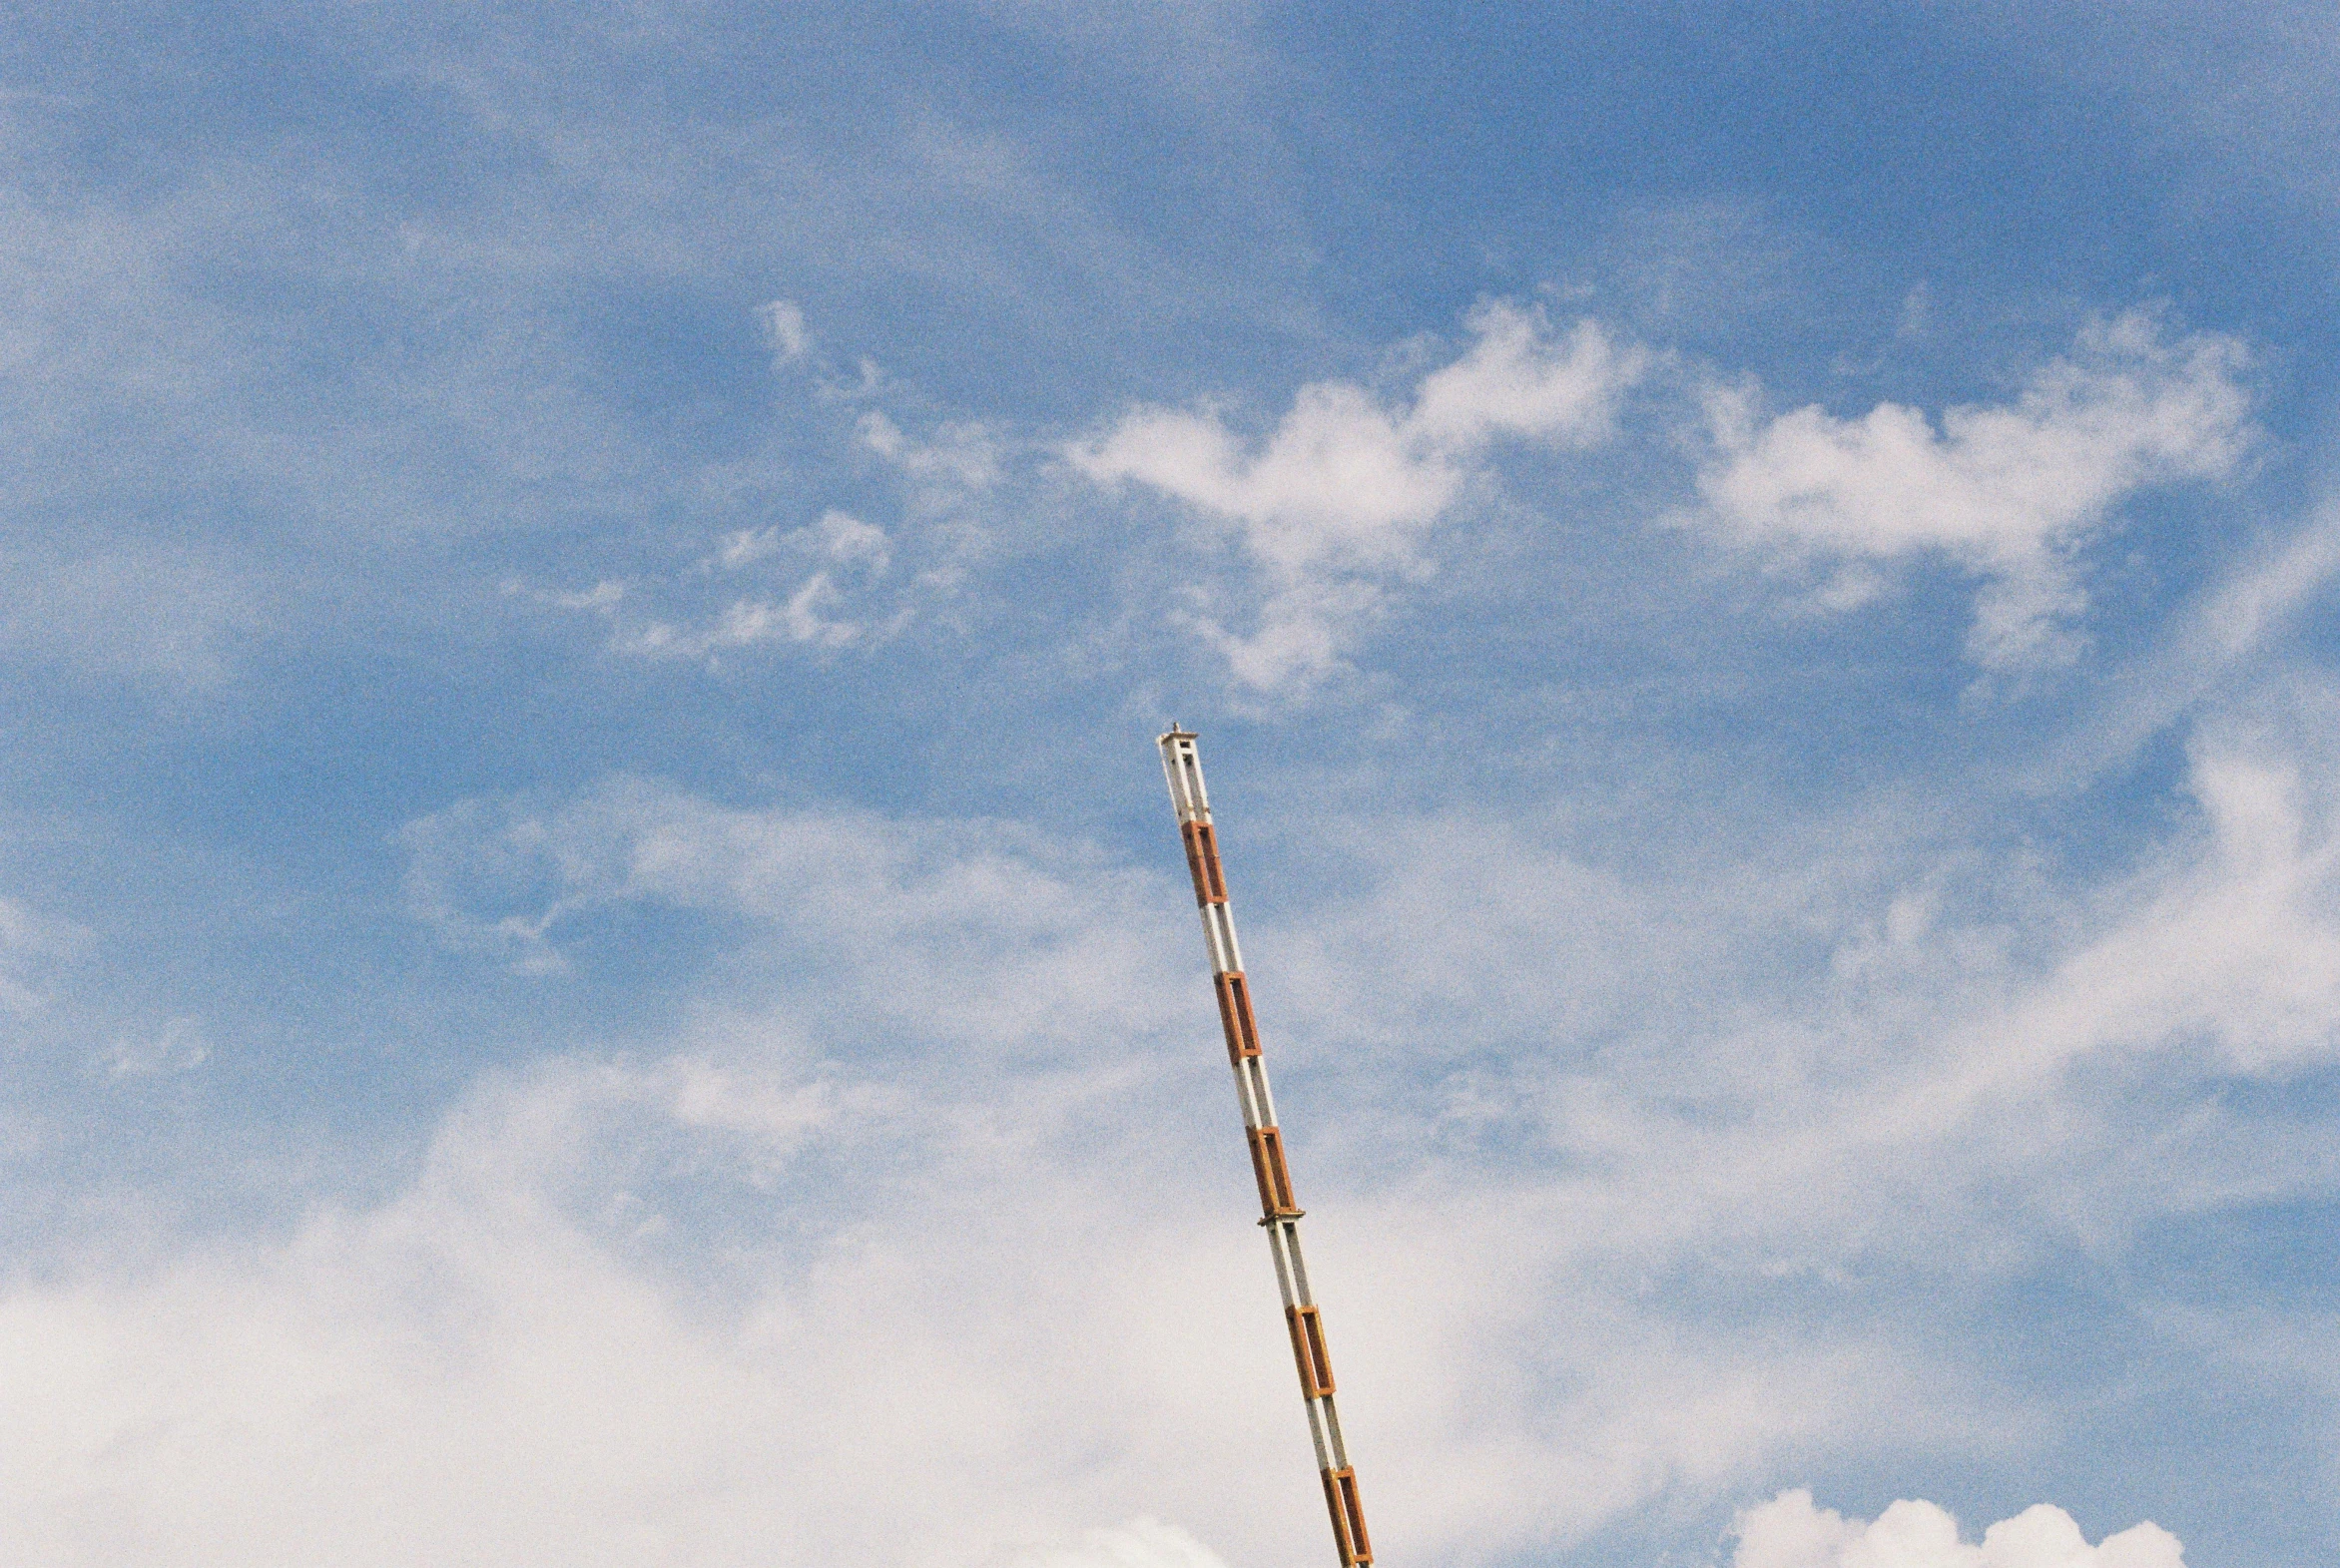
[2,4,2337,1565]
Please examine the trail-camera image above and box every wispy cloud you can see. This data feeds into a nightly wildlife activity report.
[624,509,903,661]
[2039,496,2340,789]
[858,409,1003,496]
[758,298,812,363]
[97,1014,211,1079]
[529,504,920,667]
[0,894,92,1017]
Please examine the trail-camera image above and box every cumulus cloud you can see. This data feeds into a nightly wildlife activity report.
[1733,1490,2183,1568]
[1070,299,1646,690]
[1697,309,2253,668]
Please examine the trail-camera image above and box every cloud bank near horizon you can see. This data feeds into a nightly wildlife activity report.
[13,712,2339,1561]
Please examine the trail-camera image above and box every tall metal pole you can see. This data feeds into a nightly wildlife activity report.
[1158,729,1375,1568]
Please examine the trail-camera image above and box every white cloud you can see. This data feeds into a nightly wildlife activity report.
[1226,717,2340,1315]
[0,1067,1963,1567]
[2042,498,2340,788]
[26,740,2340,1562]
[98,1015,211,1078]
[615,512,897,661]
[860,409,1003,494]
[0,786,1295,1565]
[716,510,888,575]
[716,528,783,569]
[1825,733,2340,1143]
[619,584,857,658]
[797,506,893,570]
[549,580,625,612]
[2010,744,2340,1075]
[757,298,811,362]
[1697,309,2253,668]
[0,1061,1118,1567]
[0,894,92,1016]
[397,779,1189,1054]
[1070,299,1646,690]
[0,1046,1316,1564]
[1410,302,1644,450]
[990,1519,1231,1568]
[1733,1490,2183,1568]
[379,778,1987,1561]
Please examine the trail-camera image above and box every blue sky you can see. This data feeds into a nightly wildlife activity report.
[3,4,2338,1565]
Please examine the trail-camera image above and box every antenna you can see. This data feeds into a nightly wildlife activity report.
[1157,729,1374,1568]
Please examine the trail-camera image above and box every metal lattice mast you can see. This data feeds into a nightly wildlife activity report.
[1158,729,1374,1568]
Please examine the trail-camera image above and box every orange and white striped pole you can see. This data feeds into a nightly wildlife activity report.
[1158,729,1374,1568]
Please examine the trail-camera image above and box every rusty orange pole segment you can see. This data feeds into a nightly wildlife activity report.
[1158,729,1375,1568]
